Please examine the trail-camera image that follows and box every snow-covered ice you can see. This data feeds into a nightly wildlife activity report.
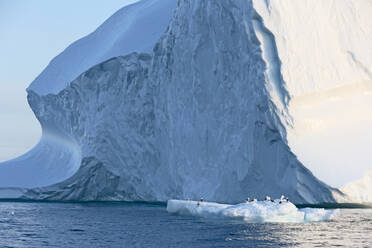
[341,171,372,203]
[167,199,339,223]
[28,0,177,95]
[253,0,372,187]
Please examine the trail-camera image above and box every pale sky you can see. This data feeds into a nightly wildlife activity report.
[0,0,138,162]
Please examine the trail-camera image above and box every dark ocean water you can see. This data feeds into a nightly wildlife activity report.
[0,202,371,248]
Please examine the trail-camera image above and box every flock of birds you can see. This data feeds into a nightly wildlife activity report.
[186,195,290,207]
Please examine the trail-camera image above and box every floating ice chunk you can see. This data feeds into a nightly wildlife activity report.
[300,207,340,222]
[167,200,339,223]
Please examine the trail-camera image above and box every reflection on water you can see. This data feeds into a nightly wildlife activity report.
[224,209,372,247]
[0,202,371,247]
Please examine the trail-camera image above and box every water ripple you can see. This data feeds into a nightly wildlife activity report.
[0,202,371,247]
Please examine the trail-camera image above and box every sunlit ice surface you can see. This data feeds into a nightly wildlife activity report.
[288,81,372,188]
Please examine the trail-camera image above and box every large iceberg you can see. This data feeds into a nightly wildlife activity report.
[2,0,371,203]
[167,199,339,223]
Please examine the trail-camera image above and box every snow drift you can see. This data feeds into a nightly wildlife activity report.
[2,0,371,203]
[167,200,339,223]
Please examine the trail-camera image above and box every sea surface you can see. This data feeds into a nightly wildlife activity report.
[0,201,371,248]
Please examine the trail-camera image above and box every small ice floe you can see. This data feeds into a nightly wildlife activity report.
[167,199,339,223]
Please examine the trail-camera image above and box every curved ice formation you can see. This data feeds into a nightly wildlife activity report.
[28,0,177,95]
[251,10,292,134]
[167,200,339,223]
[0,133,81,188]
[341,171,372,203]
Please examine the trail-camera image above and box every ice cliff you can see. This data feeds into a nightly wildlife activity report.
[3,0,370,203]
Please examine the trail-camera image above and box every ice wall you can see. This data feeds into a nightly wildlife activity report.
[253,0,372,186]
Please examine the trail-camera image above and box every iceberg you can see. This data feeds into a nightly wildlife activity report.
[3,0,371,203]
[167,199,339,223]
[341,171,372,203]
